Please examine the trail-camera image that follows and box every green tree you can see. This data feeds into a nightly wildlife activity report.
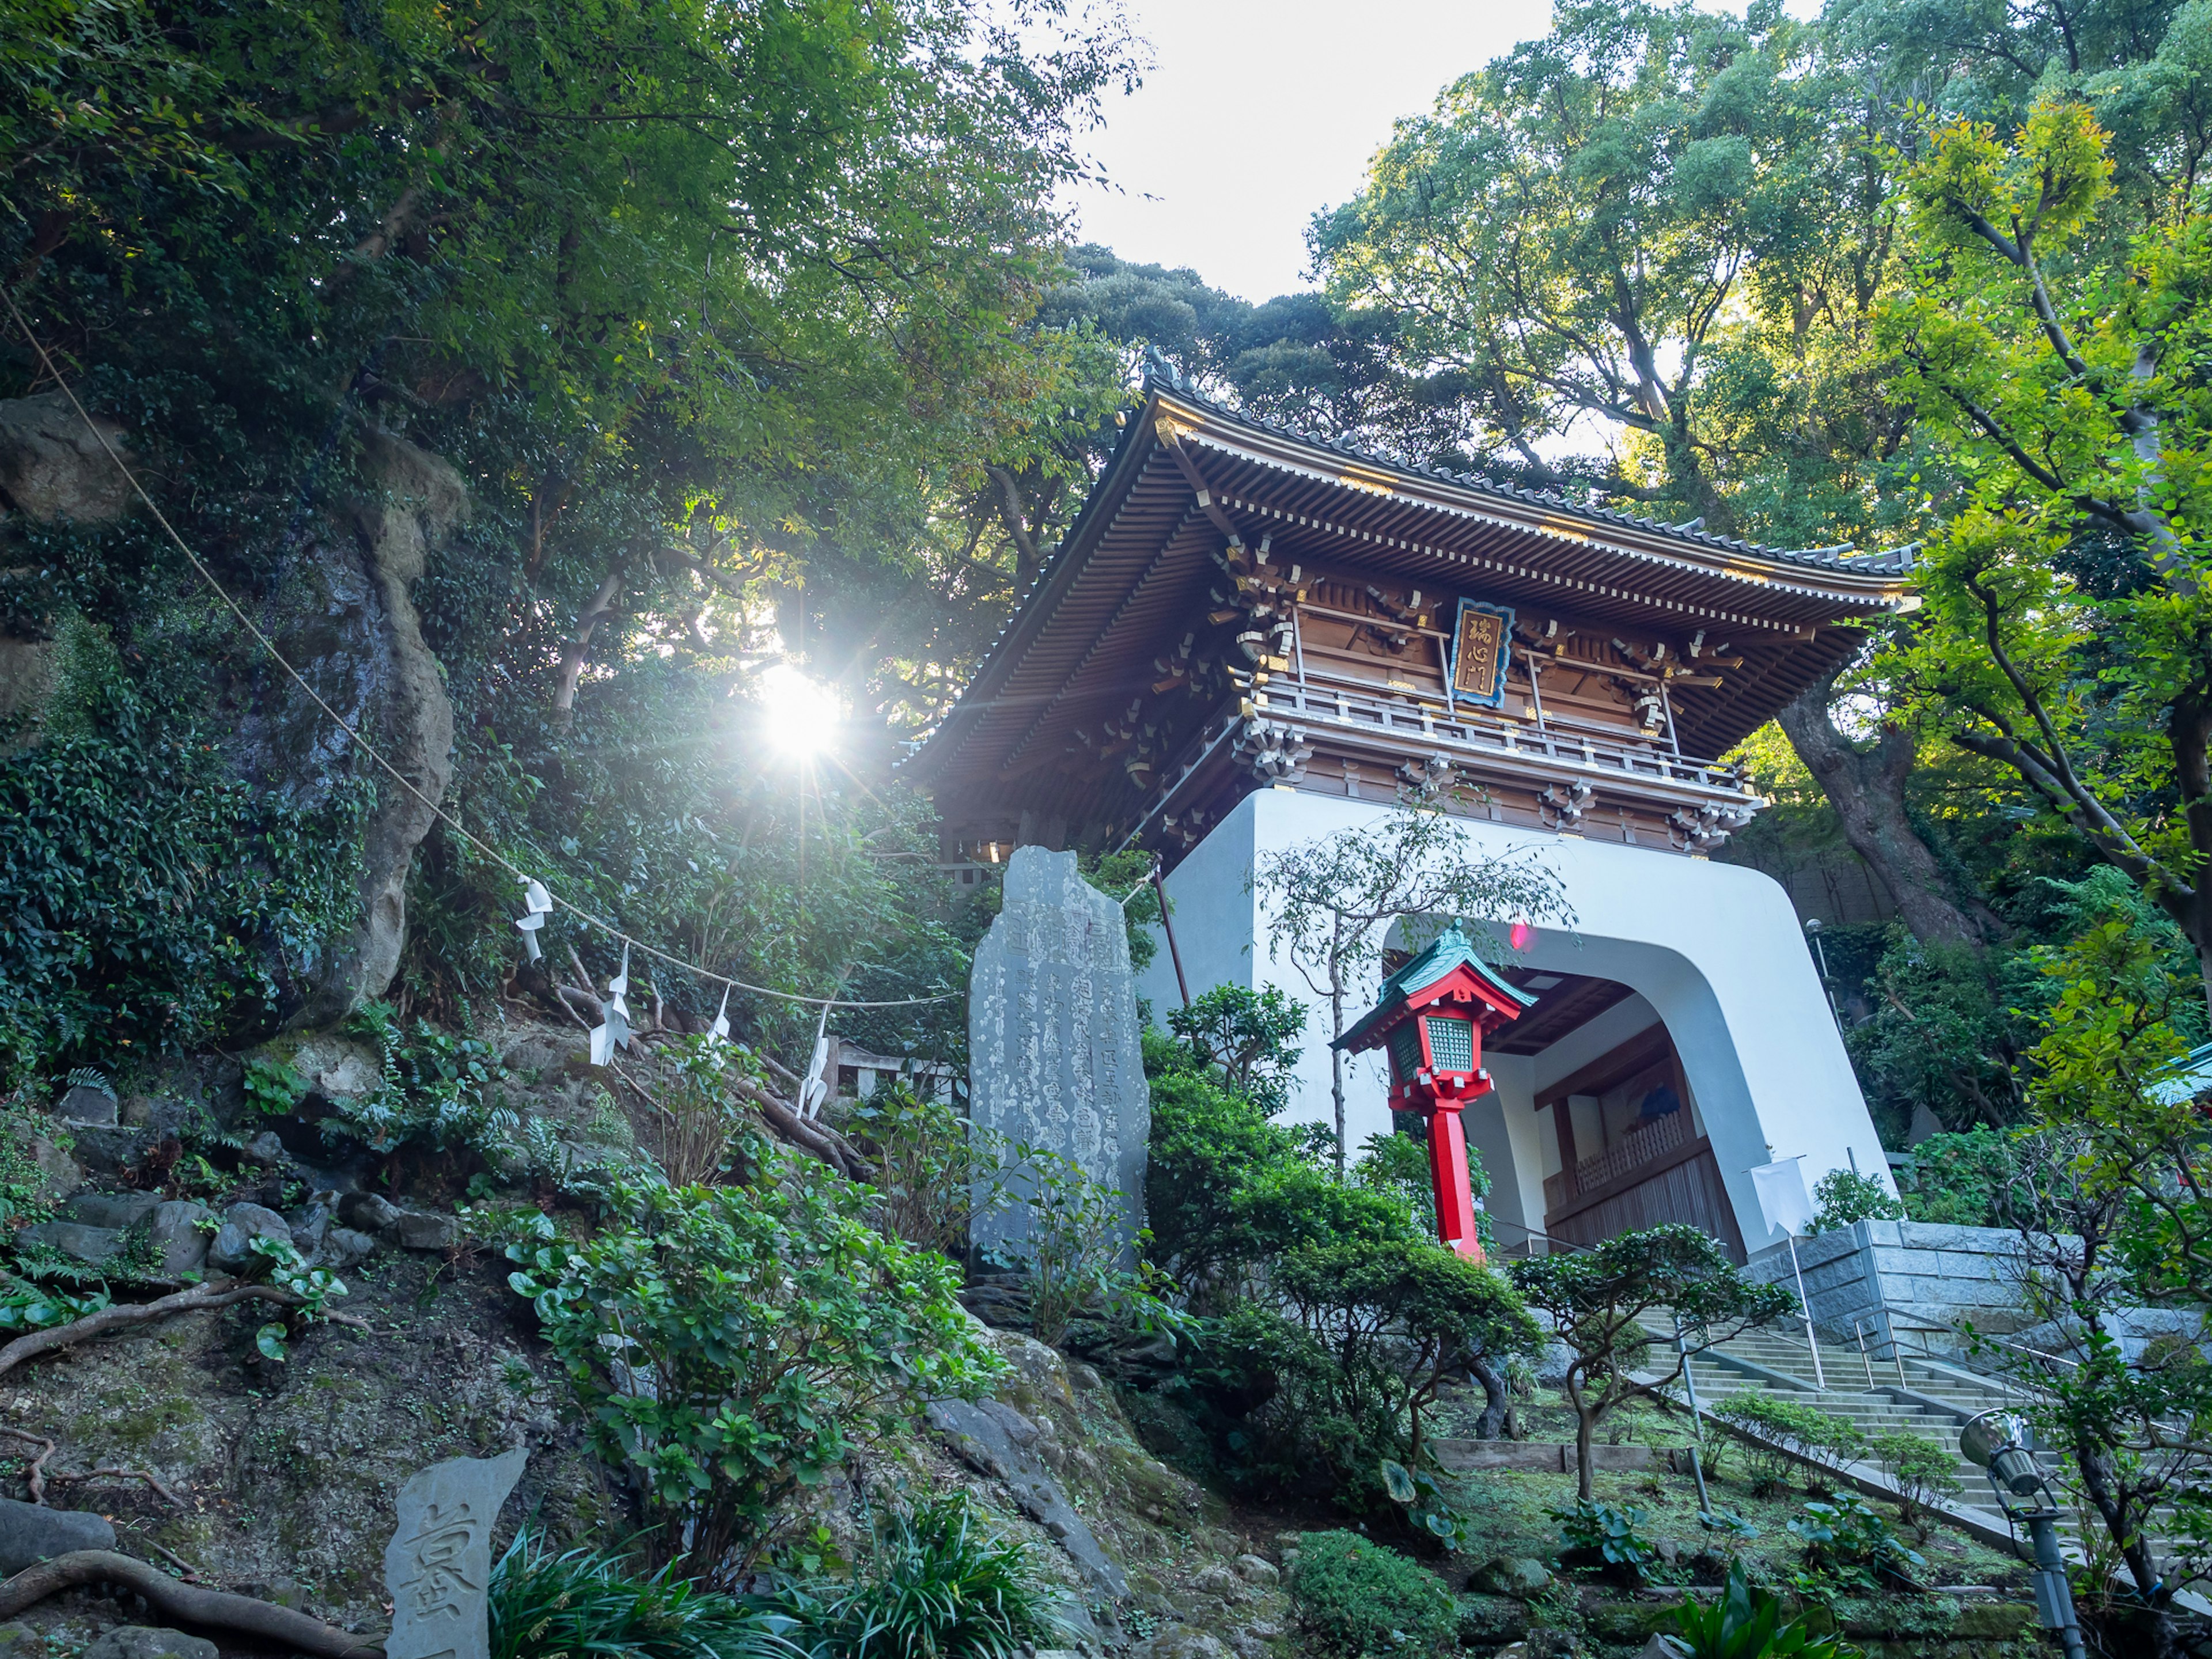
[1882,102,2212,1016]
[1509,1225,1797,1501]
[1254,804,1567,1176]
[1997,912,2212,1654]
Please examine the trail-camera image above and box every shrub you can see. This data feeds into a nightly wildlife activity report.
[1161,984,1305,1115]
[1142,1069,1312,1298]
[988,1146,1182,1349]
[332,1001,507,1153]
[847,1083,1023,1260]
[1897,1129,2016,1227]
[501,1153,1001,1569]
[1788,1492,1925,1593]
[1511,1227,1798,1501]
[1286,1529,1456,1657]
[488,1531,800,1659]
[1714,1395,1866,1495]
[1870,1430,1963,1534]
[1550,1499,1662,1584]
[777,1493,1065,1658]
[1661,1557,1854,1657]
[1806,1169,1904,1234]
[637,1036,755,1187]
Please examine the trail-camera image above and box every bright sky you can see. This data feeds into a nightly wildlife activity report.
[1063,1,1557,302]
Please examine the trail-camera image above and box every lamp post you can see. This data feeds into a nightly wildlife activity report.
[1332,923,1536,1260]
[1959,1410,2086,1659]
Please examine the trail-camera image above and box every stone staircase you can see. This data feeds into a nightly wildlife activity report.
[1636,1316,2062,1550]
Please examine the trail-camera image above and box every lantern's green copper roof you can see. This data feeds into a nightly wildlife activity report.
[1332,923,1536,1052]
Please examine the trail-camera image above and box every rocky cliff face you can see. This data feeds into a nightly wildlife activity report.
[1,1021,1297,1659]
[0,396,465,1019]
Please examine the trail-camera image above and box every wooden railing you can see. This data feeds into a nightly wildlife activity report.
[1542,1107,1695,1213]
[1264,671,1752,798]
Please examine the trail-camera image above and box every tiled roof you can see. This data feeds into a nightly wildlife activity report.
[1138,346,1918,578]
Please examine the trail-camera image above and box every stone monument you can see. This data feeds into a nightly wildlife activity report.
[383,1448,527,1659]
[968,846,1149,1262]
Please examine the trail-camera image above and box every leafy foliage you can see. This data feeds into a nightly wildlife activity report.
[1787,1492,1925,1594]
[1551,1499,1665,1585]
[1881,103,2212,1019]
[487,1530,801,1659]
[1869,1430,1964,1535]
[1714,1395,1868,1497]
[1660,1558,1855,1658]
[774,1493,1065,1659]
[846,1084,1024,1262]
[986,1146,1183,1350]
[0,668,368,1083]
[1896,1130,2017,1228]
[1284,1529,1457,1658]
[333,1002,507,1153]
[1806,1170,1904,1234]
[500,1157,1001,1569]
[1511,1227,1797,1500]
[1161,985,1306,1116]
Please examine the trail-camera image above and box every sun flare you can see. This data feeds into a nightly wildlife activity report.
[755,662,844,757]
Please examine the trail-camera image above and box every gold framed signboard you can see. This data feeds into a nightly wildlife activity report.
[1451,599,1515,709]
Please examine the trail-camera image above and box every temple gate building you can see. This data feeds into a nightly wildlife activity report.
[906,365,1913,1260]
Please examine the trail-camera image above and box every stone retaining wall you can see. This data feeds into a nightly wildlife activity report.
[1747,1219,2037,1349]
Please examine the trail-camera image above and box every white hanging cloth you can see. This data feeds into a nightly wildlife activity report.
[798,1006,831,1120]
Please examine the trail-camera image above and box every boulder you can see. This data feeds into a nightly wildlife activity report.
[289,1199,332,1256]
[150,1200,214,1275]
[83,1631,219,1659]
[68,1125,154,1177]
[65,1191,162,1230]
[324,1226,378,1266]
[1130,1631,1232,1659]
[1472,1555,1554,1597]
[387,1209,457,1251]
[268,1032,384,1108]
[13,1220,122,1267]
[926,1396,1128,1598]
[26,1136,79,1205]
[57,1084,117,1126]
[207,1201,291,1274]
[244,1130,289,1166]
[1187,1563,1246,1601]
[0,1497,115,1573]
[339,1192,401,1233]
[1232,1553,1279,1586]
[0,391,134,524]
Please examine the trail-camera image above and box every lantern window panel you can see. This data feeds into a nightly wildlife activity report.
[1387,1021,1424,1082]
[1424,1014,1474,1073]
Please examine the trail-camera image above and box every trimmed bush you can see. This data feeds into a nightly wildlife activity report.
[1286,1529,1456,1657]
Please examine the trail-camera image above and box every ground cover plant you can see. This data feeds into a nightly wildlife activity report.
[1284,1528,1457,1658]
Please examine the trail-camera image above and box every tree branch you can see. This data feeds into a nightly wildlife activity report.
[0,1552,382,1658]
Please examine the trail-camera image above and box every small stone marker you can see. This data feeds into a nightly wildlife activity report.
[967,846,1148,1261]
[382,1449,526,1659]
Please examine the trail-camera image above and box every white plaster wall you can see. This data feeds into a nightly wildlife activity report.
[1135,788,1892,1253]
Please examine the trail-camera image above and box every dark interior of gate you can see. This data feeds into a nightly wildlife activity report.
[1488,965,1747,1263]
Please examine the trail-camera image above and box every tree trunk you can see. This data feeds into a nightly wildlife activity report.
[1468,1355,1510,1440]
[1330,983,1347,1180]
[1573,1402,1597,1502]
[1776,679,1996,948]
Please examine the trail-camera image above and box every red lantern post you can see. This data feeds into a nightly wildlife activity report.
[1332,925,1536,1260]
